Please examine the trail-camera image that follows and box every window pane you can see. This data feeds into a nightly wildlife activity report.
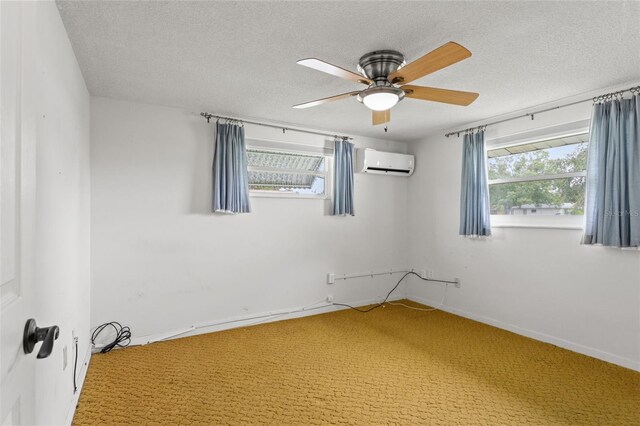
[489,177,586,215]
[488,135,588,180]
[248,172,325,195]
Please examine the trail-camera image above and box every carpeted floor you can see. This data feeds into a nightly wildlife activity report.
[73,301,639,425]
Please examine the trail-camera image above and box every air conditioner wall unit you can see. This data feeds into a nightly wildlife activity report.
[356,148,415,176]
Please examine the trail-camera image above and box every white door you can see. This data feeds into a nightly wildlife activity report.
[1,2,37,424]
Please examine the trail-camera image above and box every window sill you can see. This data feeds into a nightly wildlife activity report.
[250,192,328,200]
[492,224,583,230]
[491,215,583,230]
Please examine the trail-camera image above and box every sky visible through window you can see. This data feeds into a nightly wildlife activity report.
[547,144,578,159]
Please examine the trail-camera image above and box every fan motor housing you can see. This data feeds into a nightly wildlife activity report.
[357,50,405,82]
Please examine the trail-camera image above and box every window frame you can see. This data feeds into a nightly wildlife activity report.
[245,142,332,200]
[486,126,590,229]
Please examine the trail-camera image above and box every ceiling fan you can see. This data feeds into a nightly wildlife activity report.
[293,41,479,126]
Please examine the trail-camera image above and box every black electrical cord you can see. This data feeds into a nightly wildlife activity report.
[73,338,78,393]
[333,271,430,313]
[91,322,131,353]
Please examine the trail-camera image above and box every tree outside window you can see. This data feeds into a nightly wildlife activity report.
[487,133,588,216]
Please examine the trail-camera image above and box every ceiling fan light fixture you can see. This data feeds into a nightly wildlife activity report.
[358,86,405,111]
[363,92,399,111]
[293,42,478,124]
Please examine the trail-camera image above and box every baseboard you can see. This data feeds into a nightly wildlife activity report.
[128,293,407,347]
[408,294,639,372]
[64,342,92,425]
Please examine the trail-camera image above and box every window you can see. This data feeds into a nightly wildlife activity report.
[246,146,330,198]
[487,132,588,226]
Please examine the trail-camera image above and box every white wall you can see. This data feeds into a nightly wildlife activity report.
[10,2,91,424]
[90,97,409,340]
[406,85,640,371]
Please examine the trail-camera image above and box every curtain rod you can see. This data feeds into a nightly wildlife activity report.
[445,85,640,138]
[200,112,353,140]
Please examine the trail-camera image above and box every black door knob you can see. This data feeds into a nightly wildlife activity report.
[23,318,60,359]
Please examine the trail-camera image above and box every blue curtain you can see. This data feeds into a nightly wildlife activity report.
[332,139,355,216]
[459,130,491,236]
[212,122,251,214]
[583,94,639,247]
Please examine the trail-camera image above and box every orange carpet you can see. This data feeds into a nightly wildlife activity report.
[73,301,639,425]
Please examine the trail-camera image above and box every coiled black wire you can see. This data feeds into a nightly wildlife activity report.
[91,322,131,353]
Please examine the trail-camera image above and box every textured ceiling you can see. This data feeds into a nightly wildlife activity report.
[57,1,640,142]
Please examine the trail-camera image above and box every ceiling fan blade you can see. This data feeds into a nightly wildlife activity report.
[388,42,471,84]
[402,85,479,106]
[372,110,391,126]
[297,58,372,85]
[292,91,360,109]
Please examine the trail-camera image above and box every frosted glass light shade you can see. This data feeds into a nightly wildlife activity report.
[362,92,399,111]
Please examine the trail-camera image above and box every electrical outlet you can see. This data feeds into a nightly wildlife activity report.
[326,294,334,303]
[327,273,335,285]
[428,270,434,279]
[454,278,461,288]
